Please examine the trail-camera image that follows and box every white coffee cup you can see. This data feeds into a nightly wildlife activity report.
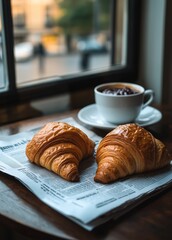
[94,82,154,124]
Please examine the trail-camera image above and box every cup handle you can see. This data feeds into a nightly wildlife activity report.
[142,89,154,109]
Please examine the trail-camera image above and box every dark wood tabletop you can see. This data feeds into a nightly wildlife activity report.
[0,105,172,240]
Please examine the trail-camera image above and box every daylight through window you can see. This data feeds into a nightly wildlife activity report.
[11,0,127,87]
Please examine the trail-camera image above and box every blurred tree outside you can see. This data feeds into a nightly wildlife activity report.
[54,0,110,53]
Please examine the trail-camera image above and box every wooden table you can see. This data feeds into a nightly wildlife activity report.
[0,106,172,240]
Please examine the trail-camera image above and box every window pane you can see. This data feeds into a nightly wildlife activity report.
[11,0,127,87]
[0,4,8,92]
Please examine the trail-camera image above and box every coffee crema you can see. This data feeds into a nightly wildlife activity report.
[102,87,139,96]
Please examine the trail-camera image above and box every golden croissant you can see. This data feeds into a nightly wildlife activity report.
[94,123,171,184]
[26,122,95,182]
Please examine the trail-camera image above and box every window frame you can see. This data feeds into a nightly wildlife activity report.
[0,0,140,105]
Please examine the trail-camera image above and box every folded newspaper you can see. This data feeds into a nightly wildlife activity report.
[0,117,171,230]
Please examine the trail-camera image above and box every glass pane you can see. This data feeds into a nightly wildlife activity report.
[0,3,8,92]
[11,0,127,87]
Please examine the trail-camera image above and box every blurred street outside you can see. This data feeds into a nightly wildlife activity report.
[15,53,109,85]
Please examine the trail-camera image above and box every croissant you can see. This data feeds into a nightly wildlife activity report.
[94,123,171,184]
[26,122,95,182]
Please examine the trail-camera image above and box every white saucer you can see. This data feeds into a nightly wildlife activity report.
[78,104,162,130]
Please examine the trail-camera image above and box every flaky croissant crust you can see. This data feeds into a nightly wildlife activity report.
[94,123,171,184]
[26,122,95,181]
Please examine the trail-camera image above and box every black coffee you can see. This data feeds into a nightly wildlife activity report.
[102,87,138,96]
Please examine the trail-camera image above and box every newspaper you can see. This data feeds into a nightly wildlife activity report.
[0,117,172,230]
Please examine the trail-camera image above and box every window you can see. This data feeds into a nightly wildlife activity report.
[0,7,8,92]
[0,0,140,105]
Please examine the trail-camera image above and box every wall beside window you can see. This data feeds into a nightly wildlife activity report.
[139,0,166,104]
